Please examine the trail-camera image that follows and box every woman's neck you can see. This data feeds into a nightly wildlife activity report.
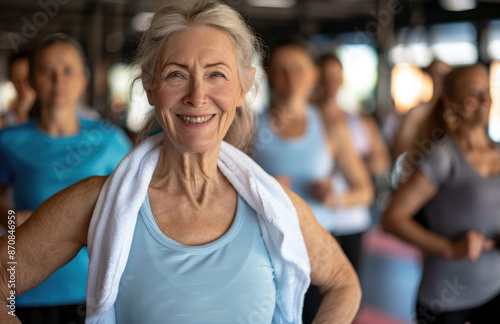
[13,109,29,124]
[272,95,308,115]
[150,138,225,210]
[449,125,492,150]
[38,106,80,136]
[316,95,343,122]
[316,94,337,108]
[14,99,33,121]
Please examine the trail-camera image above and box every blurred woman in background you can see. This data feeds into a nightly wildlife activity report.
[0,34,131,324]
[314,53,391,273]
[252,37,373,324]
[316,54,391,178]
[0,51,37,129]
[383,64,500,323]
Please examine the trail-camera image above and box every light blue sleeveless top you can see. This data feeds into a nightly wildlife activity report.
[115,194,276,324]
[252,106,335,232]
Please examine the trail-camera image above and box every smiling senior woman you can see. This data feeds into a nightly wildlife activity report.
[0,0,360,323]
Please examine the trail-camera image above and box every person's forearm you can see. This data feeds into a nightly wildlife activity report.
[338,182,374,207]
[382,216,452,258]
[367,151,391,176]
[313,282,362,324]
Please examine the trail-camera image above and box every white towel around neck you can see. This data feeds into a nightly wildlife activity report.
[85,133,311,323]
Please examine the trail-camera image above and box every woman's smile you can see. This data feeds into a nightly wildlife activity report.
[176,113,216,126]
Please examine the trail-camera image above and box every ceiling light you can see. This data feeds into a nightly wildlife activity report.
[431,42,478,65]
[247,0,296,8]
[439,0,476,11]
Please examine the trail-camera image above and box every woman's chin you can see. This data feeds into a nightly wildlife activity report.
[172,139,221,155]
[44,101,74,110]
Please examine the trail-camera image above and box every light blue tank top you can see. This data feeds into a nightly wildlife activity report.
[115,194,276,324]
[252,106,335,232]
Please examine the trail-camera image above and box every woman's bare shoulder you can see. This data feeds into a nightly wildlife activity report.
[279,184,307,213]
[28,175,109,245]
[278,183,319,235]
[71,175,109,201]
[54,175,108,210]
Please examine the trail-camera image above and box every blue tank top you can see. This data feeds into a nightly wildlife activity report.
[0,118,131,306]
[115,194,276,324]
[252,106,335,232]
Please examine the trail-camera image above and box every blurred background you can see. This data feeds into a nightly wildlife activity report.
[1,0,499,139]
[1,0,499,323]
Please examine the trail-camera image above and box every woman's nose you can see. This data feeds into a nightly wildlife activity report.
[183,78,208,108]
[51,71,63,85]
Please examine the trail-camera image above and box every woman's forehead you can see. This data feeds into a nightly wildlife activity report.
[158,27,237,67]
[270,46,313,68]
[458,69,488,87]
[38,44,82,65]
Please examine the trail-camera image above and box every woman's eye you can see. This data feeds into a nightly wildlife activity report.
[210,72,225,78]
[168,72,184,79]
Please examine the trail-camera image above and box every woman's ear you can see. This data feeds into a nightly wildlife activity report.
[237,67,256,107]
[245,68,257,93]
[143,81,154,106]
[142,66,155,106]
[145,89,154,106]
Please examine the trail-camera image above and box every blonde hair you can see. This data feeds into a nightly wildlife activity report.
[133,0,262,152]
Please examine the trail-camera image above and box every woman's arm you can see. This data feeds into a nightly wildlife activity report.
[282,184,361,324]
[362,115,392,176]
[382,170,493,259]
[391,105,429,159]
[0,175,107,322]
[327,122,374,207]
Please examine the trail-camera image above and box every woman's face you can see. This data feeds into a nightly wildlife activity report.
[32,44,88,110]
[268,46,317,102]
[147,26,250,154]
[10,58,36,102]
[319,59,343,98]
[448,68,491,128]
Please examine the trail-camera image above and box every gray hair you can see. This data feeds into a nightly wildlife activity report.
[133,0,262,152]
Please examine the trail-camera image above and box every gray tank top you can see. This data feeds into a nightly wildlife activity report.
[417,136,500,311]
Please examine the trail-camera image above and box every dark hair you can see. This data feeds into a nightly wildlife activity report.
[317,53,341,69]
[29,33,89,78]
[8,50,32,79]
[267,34,313,68]
[422,59,449,77]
